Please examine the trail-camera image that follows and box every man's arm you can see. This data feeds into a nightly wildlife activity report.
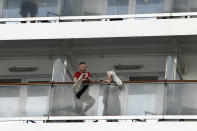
[73,72,80,83]
[87,77,93,83]
[86,72,93,83]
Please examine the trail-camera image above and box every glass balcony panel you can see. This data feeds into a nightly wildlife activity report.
[0,84,51,117]
[107,0,129,15]
[2,0,197,18]
[49,84,107,116]
[135,0,171,14]
[173,0,197,12]
[4,0,59,18]
[0,86,20,117]
[164,83,197,115]
[24,85,50,117]
[1,82,197,118]
[62,0,83,16]
[126,83,164,115]
[62,0,107,16]
[105,84,127,115]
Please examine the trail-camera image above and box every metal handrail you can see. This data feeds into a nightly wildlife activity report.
[0,80,197,85]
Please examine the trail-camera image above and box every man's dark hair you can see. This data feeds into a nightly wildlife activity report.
[79,61,86,65]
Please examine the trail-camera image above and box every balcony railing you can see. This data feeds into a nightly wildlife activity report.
[0,80,197,121]
[0,0,197,18]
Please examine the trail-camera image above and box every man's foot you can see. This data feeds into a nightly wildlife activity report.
[102,80,111,84]
[113,74,122,86]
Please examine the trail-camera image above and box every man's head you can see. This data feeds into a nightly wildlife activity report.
[79,62,87,73]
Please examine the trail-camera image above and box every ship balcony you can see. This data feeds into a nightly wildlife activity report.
[1,0,197,40]
[0,0,197,122]
[0,80,197,121]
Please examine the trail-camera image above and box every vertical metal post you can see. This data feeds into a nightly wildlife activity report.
[128,0,136,14]
[165,56,177,80]
[47,57,68,116]
[0,0,4,18]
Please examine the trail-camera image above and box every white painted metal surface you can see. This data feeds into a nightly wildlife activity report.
[48,115,164,120]
[52,58,67,82]
[0,13,197,40]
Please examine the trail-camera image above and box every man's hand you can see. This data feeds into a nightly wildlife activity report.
[82,73,88,82]
[73,77,78,83]
[87,77,93,83]
[83,78,87,81]
[102,80,111,84]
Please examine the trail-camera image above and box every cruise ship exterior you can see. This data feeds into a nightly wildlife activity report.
[0,0,197,123]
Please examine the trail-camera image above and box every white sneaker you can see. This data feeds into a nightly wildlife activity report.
[107,71,123,86]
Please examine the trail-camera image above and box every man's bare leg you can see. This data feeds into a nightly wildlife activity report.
[102,71,113,84]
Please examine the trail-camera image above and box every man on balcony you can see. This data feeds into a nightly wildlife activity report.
[20,0,38,17]
[73,61,92,84]
[73,62,95,115]
[73,62,93,98]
